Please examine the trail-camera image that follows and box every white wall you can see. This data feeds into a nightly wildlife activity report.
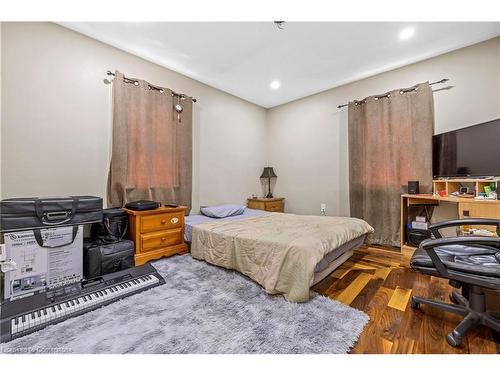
[2,24,499,219]
[267,37,500,216]
[1,22,268,213]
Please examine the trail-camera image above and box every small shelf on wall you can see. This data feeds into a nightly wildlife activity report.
[432,178,498,198]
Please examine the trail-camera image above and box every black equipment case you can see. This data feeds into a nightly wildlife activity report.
[0,196,103,232]
[91,207,129,244]
[124,200,160,211]
[84,207,133,279]
[83,240,135,279]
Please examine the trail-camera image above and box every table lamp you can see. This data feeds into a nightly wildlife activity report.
[260,167,277,198]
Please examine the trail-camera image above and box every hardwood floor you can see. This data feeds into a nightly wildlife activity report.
[311,246,500,354]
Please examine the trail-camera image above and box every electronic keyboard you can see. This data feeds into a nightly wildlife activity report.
[0,263,165,343]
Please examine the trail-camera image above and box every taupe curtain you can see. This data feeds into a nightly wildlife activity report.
[348,82,434,246]
[108,71,192,211]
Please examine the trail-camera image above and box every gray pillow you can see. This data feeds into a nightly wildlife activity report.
[200,204,246,218]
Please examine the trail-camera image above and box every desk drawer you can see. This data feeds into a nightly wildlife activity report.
[141,212,183,233]
[265,201,284,212]
[140,229,183,252]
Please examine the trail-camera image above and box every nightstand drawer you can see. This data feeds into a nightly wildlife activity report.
[266,201,284,212]
[141,212,183,233]
[247,198,285,213]
[247,201,266,210]
[140,229,183,252]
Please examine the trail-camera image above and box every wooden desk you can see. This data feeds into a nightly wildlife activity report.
[400,194,500,254]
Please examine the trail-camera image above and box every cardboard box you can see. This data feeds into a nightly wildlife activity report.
[3,226,83,300]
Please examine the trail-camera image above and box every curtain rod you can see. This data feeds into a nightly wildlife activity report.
[337,79,450,109]
[104,71,197,103]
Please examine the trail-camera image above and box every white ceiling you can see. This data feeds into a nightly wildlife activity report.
[62,22,500,108]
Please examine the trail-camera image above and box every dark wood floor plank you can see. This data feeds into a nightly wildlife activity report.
[311,274,337,294]
[323,269,364,296]
[465,325,498,354]
[350,278,384,312]
[350,286,395,353]
[493,331,500,353]
[383,267,417,290]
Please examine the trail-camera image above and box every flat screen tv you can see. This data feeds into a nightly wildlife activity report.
[433,118,500,178]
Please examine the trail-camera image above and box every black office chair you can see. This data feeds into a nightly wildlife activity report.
[410,218,500,347]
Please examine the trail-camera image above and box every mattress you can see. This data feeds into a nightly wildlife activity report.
[311,235,366,285]
[314,234,365,273]
[184,208,266,242]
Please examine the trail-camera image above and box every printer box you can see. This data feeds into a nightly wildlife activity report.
[2,226,83,300]
[412,221,429,230]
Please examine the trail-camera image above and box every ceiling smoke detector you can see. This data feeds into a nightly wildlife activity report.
[274,21,285,30]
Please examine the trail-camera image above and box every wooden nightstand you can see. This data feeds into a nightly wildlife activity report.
[247,197,285,213]
[124,205,189,265]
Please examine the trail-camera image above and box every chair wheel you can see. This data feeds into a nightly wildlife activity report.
[446,332,462,347]
[410,298,420,309]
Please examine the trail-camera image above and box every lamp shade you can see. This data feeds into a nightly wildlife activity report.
[260,167,277,178]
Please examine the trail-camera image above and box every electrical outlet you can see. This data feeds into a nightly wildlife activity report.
[320,203,326,215]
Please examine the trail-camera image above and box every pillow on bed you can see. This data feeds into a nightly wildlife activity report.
[200,204,246,218]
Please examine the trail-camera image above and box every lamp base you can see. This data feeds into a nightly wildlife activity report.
[266,193,274,198]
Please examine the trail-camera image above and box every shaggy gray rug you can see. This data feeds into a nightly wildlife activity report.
[0,255,369,354]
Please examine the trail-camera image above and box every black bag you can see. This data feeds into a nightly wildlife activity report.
[83,239,135,279]
[0,196,103,232]
[91,208,128,244]
[124,200,160,211]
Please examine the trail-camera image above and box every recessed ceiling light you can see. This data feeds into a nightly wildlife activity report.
[270,80,281,90]
[399,26,415,41]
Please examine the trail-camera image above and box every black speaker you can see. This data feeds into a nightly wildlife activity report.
[407,228,431,247]
[408,181,419,195]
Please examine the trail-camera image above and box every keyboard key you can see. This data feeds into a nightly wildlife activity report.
[41,309,48,323]
[26,314,34,329]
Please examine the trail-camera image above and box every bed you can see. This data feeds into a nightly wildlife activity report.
[184,208,266,242]
[186,208,373,302]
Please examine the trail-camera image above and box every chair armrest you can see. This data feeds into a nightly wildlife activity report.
[429,218,500,238]
[420,236,500,277]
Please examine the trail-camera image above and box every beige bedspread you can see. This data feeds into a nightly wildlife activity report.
[190,213,374,302]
